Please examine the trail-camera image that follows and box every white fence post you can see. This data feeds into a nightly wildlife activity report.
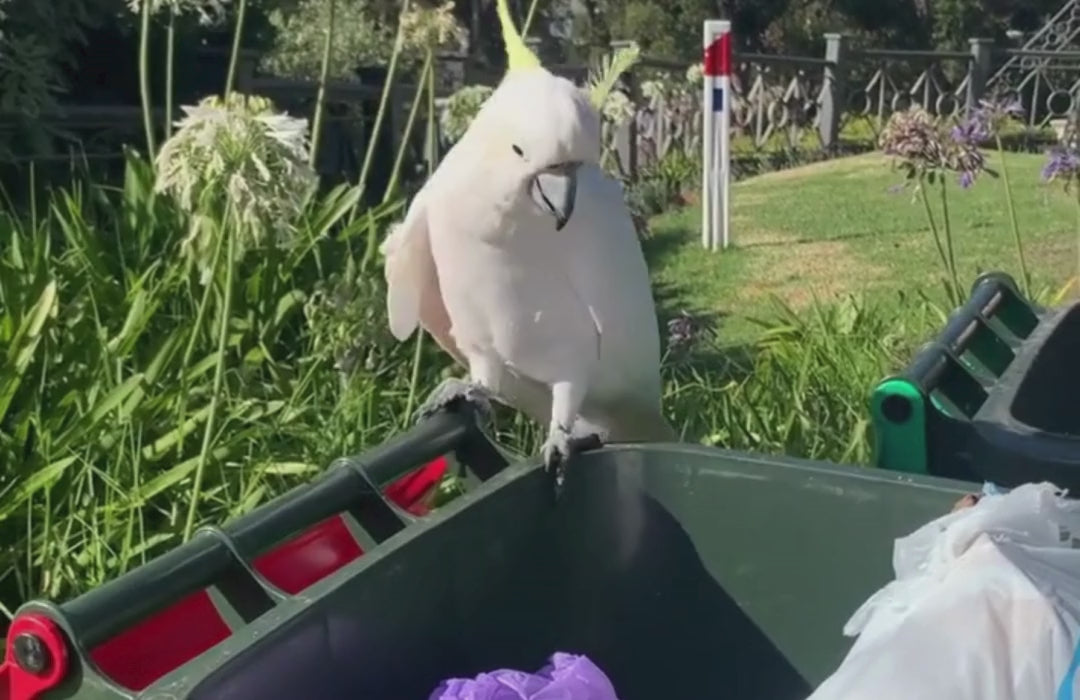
[702,20,732,251]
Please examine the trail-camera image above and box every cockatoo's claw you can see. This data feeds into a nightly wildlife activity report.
[543,423,595,500]
[542,424,570,495]
[416,378,493,425]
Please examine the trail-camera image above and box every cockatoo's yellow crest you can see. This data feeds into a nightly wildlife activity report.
[496,0,541,72]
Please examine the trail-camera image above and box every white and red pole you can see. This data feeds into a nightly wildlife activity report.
[702,20,732,251]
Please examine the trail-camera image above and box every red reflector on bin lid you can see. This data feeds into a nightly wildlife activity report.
[253,514,362,595]
[252,456,450,593]
[67,456,452,694]
[89,590,230,692]
[384,455,449,516]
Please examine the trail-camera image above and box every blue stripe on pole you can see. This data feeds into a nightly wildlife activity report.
[712,87,724,112]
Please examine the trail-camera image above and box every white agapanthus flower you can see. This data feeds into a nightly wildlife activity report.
[639,79,667,102]
[685,64,703,85]
[126,0,230,25]
[154,93,317,280]
[602,90,635,124]
[401,1,468,55]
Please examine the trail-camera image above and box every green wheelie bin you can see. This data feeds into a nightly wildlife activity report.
[0,406,974,700]
[871,271,1080,488]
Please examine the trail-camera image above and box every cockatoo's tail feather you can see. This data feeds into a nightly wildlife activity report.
[496,0,541,72]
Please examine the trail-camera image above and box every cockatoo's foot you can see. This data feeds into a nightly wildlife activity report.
[416,377,492,424]
[542,423,603,499]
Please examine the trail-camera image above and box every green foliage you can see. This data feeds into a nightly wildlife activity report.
[626,148,699,223]
[569,0,713,61]
[0,150,450,610]
[928,0,1062,49]
[261,0,397,80]
[0,0,113,156]
[0,0,477,612]
[570,0,1061,60]
[261,0,466,80]
[440,84,493,143]
[665,294,937,464]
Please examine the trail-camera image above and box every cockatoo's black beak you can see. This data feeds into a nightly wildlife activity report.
[531,162,579,231]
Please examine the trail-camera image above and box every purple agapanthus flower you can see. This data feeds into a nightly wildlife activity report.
[985,96,1025,120]
[880,105,993,189]
[970,96,1025,136]
[429,653,619,700]
[950,115,991,147]
[1042,145,1080,184]
[953,146,989,189]
[946,96,1020,148]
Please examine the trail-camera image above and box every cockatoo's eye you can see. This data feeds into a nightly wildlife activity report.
[512,144,524,157]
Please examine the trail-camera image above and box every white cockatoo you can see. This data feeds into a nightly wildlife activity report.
[380,0,675,486]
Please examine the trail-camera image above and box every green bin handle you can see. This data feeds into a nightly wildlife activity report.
[871,271,1042,475]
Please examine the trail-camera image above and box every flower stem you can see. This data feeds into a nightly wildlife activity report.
[399,54,439,427]
[353,0,410,211]
[522,0,542,36]
[995,135,1030,295]
[918,179,957,305]
[174,234,226,461]
[138,0,156,156]
[383,51,433,203]
[224,0,249,97]
[403,329,426,428]
[165,6,176,140]
[938,175,964,303]
[309,0,338,169]
[183,227,235,542]
[425,50,437,176]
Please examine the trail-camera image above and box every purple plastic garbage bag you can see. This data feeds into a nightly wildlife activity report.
[428,652,619,700]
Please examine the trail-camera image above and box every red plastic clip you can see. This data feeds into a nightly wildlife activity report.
[0,614,68,700]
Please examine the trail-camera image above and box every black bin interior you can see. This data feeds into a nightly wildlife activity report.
[1010,304,1080,436]
[187,447,966,700]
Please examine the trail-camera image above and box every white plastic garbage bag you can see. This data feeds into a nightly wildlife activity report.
[808,481,1080,700]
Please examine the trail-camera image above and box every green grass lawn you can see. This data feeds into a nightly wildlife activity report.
[647,150,1078,342]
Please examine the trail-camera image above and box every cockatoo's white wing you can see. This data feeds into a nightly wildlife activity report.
[382,188,451,348]
[381,185,555,422]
